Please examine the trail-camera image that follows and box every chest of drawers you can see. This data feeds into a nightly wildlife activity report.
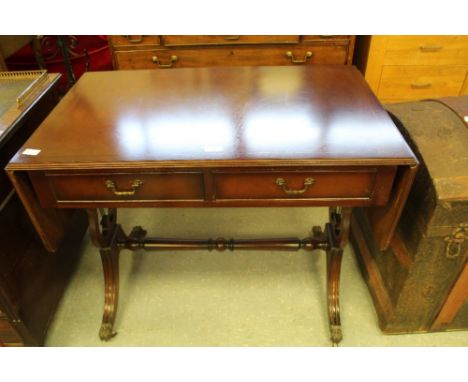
[355,35,468,103]
[109,35,355,69]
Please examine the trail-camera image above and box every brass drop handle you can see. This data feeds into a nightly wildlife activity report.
[275,177,314,195]
[152,55,178,68]
[444,223,467,259]
[411,82,432,89]
[105,179,143,196]
[224,35,240,40]
[286,51,313,64]
[124,35,143,43]
[419,45,443,52]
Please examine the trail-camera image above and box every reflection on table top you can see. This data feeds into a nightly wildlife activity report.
[8,66,417,170]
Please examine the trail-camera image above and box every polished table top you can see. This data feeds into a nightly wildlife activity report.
[8,66,416,170]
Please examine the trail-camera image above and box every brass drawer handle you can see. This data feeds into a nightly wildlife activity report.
[124,35,143,43]
[286,51,313,64]
[444,223,468,259]
[275,177,314,195]
[411,82,432,89]
[223,35,240,40]
[419,45,443,52]
[105,179,143,196]
[152,55,178,68]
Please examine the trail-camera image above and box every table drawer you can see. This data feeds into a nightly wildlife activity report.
[109,35,161,48]
[114,45,349,69]
[378,66,467,101]
[163,35,300,46]
[384,35,468,66]
[213,168,396,205]
[34,172,205,205]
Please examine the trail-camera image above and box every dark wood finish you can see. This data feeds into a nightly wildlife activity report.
[87,208,121,340]
[0,72,87,346]
[326,207,352,344]
[351,96,468,333]
[7,67,415,169]
[109,35,356,69]
[35,171,205,204]
[213,167,396,204]
[7,66,417,345]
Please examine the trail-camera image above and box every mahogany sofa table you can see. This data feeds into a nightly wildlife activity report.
[6,66,418,345]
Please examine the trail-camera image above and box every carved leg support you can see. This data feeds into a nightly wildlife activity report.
[325,207,352,346]
[326,246,343,345]
[87,209,126,341]
[98,239,119,340]
[86,207,353,344]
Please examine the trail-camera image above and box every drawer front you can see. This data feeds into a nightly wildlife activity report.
[384,36,468,65]
[213,168,396,205]
[114,45,349,69]
[378,66,467,101]
[302,35,351,44]
[37,172,205,204]
[109,35,161,48]
[163,35,300,46]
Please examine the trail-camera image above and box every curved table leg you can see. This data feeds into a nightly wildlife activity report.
[327,246,343,345]
[326,206,352,346]
[99,244,119,340]
[87,208,125,341]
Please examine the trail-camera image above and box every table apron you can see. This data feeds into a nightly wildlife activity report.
[27,166,398,209]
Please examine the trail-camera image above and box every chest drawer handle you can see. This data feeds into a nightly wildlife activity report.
[124,35,143,43]
[411,82,432,89]
[419,45,443,52]
[152,55,178,68]
[275,177,314,195]
[105,179,143,196]
[286,51,313,64]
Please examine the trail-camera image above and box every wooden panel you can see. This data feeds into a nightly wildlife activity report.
[108,35,160,48]
[360,36,389,94]
[163,35,299,46]
[114,45,349,69]
[431,261,468,331]
[35,171,205,205]
[0,318,20,344]
[302,35,351,43]
[462,72,468,95]
[378,66,467,101]
[214,168,395,204]
[385,36,468,66]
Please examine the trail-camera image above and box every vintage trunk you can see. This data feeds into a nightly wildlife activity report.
[351,95,468,333]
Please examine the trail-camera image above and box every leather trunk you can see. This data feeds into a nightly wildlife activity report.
[351,96,468,333]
